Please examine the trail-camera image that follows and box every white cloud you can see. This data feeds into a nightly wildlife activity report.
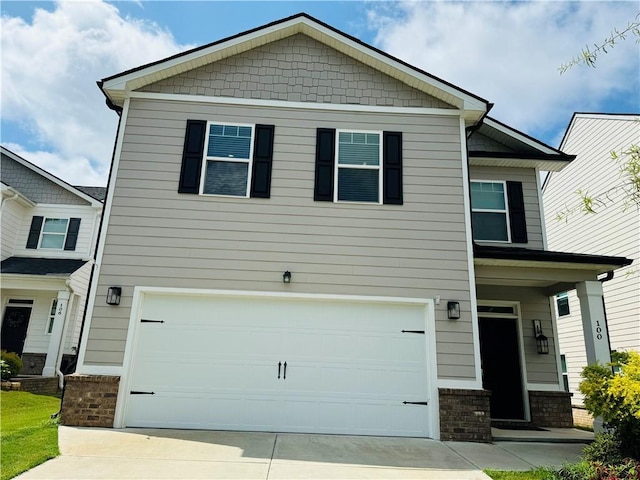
[367,1,640,144]
[1,1,190,186]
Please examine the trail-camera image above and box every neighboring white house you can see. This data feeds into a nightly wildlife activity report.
[1,146,104,385]
[543,113,640,422]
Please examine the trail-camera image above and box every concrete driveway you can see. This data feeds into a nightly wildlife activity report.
[17,427,585,479]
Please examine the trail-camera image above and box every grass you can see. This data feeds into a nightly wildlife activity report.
[484,469,552,480]
[1,391,61,480]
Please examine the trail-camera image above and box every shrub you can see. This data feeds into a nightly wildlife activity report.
[1,360,11,382]
[583,432,623,464]
[579,350,640,460]
[551,460,596,479]
[0,351,22,380]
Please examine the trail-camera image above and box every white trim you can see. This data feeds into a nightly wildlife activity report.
[470,179,511,243]
[38,217,70,250]
[535,167,548,249]
[550,296,567,391]
[114,286,438,434]
[129,91,462,116]
[0,146,102,207]
[334,129,382,204]
[460,117,483,387]
[76,98,131,373]
[437,379,483,390]
[527,383,563,392]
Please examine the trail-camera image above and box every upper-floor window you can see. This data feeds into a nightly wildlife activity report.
[26,216,81,251]
[556,292,570,316]
[40,218,69,249]
[200,123,255,197]
[336,131,382,203]
[471,181,510,242]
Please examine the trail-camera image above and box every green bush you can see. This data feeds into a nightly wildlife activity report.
[0,351,22,380]
[550,461,595,480]
[1,360,11,382]
[583,432,623,464]
[579,350,640,460]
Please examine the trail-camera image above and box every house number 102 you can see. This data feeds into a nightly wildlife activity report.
[595,320,603,340]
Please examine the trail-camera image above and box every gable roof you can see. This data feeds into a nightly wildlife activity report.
[468,117,575,172]
[99,13,490,123]
[75,185,107,202]
[0,146,103,207]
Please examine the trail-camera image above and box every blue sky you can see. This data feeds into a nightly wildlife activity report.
[1,1,638,186]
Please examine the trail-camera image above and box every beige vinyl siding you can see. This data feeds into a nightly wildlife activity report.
[141,33,453,109]
[477,285,559,385]
[1,199,25,260]
[11,204,98,260]
[470,166,544,249]
[85,97,476,379]
[544,115,640,405]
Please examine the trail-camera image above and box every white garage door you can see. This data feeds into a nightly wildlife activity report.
[124,293,432,437]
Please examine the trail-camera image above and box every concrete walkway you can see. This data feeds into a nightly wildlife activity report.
[17,427,586,479]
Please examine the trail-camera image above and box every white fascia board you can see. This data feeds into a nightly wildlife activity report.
[469,156,570,172]
[0,274,68,291]
[1,183,37,207]
[483,118,560,155]
[103,16,488,120]
[473,257,623,273]
[0,147,102,207]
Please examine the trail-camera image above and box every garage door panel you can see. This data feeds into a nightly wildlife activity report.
[125,293,431,437]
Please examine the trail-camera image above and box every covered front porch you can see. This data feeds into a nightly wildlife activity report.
[473,244,632,429]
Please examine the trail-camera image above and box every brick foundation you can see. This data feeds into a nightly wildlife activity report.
[0,376,59,395]
[529,391,573,427]
[439,388,492,442]
[60,375,120,427]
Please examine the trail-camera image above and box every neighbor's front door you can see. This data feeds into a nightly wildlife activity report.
[479,317,525,420]
[1,306,32,355]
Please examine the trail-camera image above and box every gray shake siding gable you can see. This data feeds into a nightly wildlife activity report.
[140,34,453,109]
[85,98,477,380]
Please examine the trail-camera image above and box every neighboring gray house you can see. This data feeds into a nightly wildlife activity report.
[1,146,104,384]
[543,113,640,425]
[62,14,631,442]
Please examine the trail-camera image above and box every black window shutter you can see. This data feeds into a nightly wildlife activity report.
[507,181,528,243]
[178,120,207,194]
[26,216,44,249]
[314,128,336,201]
[250,124,275,198]
[383,131,403,205]
[64,218,81,251]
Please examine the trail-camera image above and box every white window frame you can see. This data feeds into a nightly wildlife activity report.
[556,292,570,317]
[38,217,69,250]
[199,121,255,198]
[334,129,383,204]
[46,299,58,335]
[470,180,511,243]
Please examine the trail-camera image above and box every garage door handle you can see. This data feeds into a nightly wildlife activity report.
[283,361,287,380]
[278,361,281,379]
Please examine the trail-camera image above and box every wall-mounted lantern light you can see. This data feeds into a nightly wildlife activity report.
[533,319,549,354]
[447,301,461,320]
[283,271,292,284]
[106,287,121,305]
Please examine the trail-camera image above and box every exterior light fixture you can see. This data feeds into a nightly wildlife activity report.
[106,287,121,305]
[447,301,461,320]
[283,271,292,284]
[533,319,549,354]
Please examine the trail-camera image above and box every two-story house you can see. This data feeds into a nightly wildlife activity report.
[60,14,631,442]
[543,113,640,426]
[1,146,104,385]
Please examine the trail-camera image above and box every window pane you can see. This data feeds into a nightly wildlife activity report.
[43,218,68,233]
[207,124,252,159]
[203,160,249,196]
[557,293,570,316]
[41,234,65,249]
[471,182,505,210]
[472,212,508,241]
[338,132,380,166]
[338,168,379,202]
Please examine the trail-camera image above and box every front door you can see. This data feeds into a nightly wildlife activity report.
[479,317,525,420]
[1,306,32,355]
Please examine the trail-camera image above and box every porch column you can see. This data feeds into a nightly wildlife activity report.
[576,281,611,366]
[42,290,70,377]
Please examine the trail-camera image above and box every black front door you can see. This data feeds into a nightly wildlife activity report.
[479,317,525,420]
[1,306,32,355]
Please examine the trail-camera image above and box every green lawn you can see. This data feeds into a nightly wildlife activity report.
[485,469,552,480]
[1,391,61,480]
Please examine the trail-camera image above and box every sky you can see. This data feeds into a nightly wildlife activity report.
[1,0,639,187]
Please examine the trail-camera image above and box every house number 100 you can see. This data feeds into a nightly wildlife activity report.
[595,320,603,340]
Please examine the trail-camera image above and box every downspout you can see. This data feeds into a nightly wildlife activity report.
[599,271,615,362]
[55,280,75,389]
